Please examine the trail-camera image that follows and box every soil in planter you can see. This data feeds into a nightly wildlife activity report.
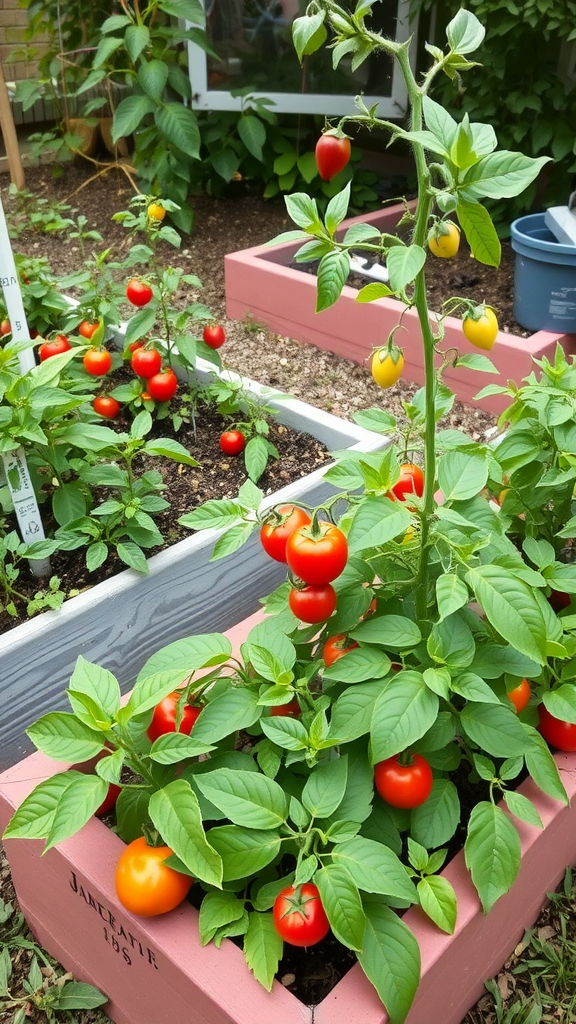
[294,235,530,339]
[0,407,331,635]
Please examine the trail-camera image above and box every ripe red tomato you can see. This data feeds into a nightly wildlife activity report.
[203,324,226,349]
[78,320,99,340]
[93,396,121,419]
[315,133,351,181]
[374,753,433,808]
[322,634,359,667]
[260,505,312,563]
[95,782,122,817]
[115,836,193,917]
[537,705,576,752]
[390,463,425,501]
[146,692,202,743]
[128,340,145,353]
[288,583,336,623]
[270,698,301,717]
[126,278,153,307]
[273,883,330,947]
[0,319,11,336]
[220,430,246,455]
[38,334,71,360]
[131,347,162,378]
[548,590,571,613]
[507,678,531,713]
[286,523,348,585]
[83,348,112,376]
[146,369,178,402]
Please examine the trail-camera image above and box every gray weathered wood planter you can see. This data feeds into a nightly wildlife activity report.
[0,360,385,771]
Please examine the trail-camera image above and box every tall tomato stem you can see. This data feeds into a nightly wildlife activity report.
[396,48,436,622]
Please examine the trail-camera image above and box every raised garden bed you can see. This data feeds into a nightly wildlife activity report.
[225,205,576,415]
[1,609,576,1024]
[0,360,386,772]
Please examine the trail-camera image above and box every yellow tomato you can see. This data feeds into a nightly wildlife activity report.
[462,307,499,350]
[428,221,461,258]
[147,202,166,222]
[371,348,404,389]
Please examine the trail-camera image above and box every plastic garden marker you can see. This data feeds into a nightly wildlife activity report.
[0,192,50,576]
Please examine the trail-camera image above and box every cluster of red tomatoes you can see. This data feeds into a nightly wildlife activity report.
[129,345,178,402]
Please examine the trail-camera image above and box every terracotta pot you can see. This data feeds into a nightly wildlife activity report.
[1,610,576,1024]
[224,204,576,415]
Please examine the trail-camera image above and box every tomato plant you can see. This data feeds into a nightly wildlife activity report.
[288,583,336,623]
[146,369,178,402]
[115,836,193,917]
[260,505,312,562]
[83,348,112,376]
[462,307,499,350]
[146,692,202,743]
[322,634,359,667]
[285,522,347,584]
[203,324,226,349]
[38,334,71,360]
[390,463,425,501]
[273,884,330,946]
[126,279,153,307]
[371,347,404,389]
[315,132,351,181]
[537,705,576,752]
[147,202,166,222]
[220,430,246,455]
[428,221,461,258]
[78,320,99,340]
[93,396,121,419]
[374,753,433,809]
[507,678,531,713]
[270,697,301,717]
[131,347,162,378]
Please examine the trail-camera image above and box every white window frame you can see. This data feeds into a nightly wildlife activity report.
[187,0,417,117]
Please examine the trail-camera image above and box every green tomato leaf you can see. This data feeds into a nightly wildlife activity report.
[466,565,548,665]
[206,826,282,881]
[26,712,105,763]
[358,897,421,1024]
[410,779,460,849]
[243,912,283,991]
[198,890,245,945]
[315,863,365,951]
[460,703,535,757]
[316,250,351,312]
[417,875,457,934]
[332,837,417,902]
[302,756,348,818]
[194,768,289,829]
[371,672,439,762]
[464,801,521,913]
[148,779,223,886]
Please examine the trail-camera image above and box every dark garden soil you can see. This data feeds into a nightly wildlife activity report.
[1,156,573,1024]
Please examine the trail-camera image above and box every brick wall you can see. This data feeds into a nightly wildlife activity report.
[0,0,47,81]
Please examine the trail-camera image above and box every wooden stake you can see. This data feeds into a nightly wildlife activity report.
[0,59,26,189]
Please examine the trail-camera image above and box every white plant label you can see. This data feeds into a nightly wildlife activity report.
[0,191,50,575]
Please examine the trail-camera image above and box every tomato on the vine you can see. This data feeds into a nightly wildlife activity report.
[146,692,202,743]
[38,334,71,360]
[0,319,11,336]
[507,678,531,713]
[390,463,424,501]
[220,430,246,455]
[286,522,347,585]
[537,705,576,752]
[115,836,193,917]
[260,505,312,563]
[322,634,359,667]
[270,698,301,717]
[428,221,461,258]
[289,583,336,623]
[374,753,433,808]
[548,590,571,613]
[315,133,351,181]
[371,347,404,389]
[203,324,226,349]
[147,369,178,402]
[462,307,499,350]
[273,884,330,947]
[147,202,166,222]
[126,279,153,307]
[78,320,99,340]
[83,348,112,376]
[131,347,162,378]
[93,396,121,419]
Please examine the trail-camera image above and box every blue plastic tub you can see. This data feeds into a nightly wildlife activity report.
[510,213,576,333]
